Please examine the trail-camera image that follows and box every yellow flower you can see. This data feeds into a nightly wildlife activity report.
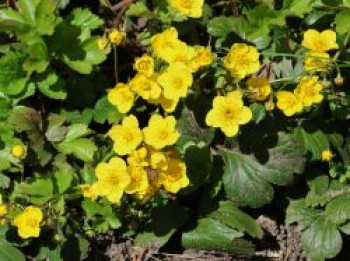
[294,77,323,107]
[302,29,338,52]
[125,166,149,194]
[151,27,194,64]
[11,145,25,158]
[108,83,134,113]
[134,55,154,77]
[148,94,180,113]
[127,147,149,169]
[137,184,159,200]
[321,149,335,162]
[13,206,43,239]
[108,115,143,155]
[224,43,260,80]
[206,91,252,137]
[157,63,193,100]
[304,51,330,72]
[130,73,161,100]
[169,0,204,18]
[246,77,271,101]
[108,29,125,45]
[159,159,189,194]
[80,184,98,201]
[0,204,8,216]
[150,150,168,171]
[94,157,130,204]
[188,46,215,72]
[98,36,109,50]
[143,115,180,149]
[276,91,303,117]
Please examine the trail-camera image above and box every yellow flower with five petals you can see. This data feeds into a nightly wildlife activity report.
[224,43,260,80]
[169,0,204,18]
[206,91,252,137]
[108,83,134,113]
[143,115,180,149]
[93,157,130,204]
[246,77,271,101]
[294,77,323,107]
[13,206,43,239]
[108,115,143,155]
[302,29,338,52]
[157,63,193,100]
[276,91,303,117]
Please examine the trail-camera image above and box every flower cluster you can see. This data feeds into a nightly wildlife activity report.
[276,77,324,116]
[82,114,189,204]
[275,29,338,116]
[108,27,214,114]
[302,29,338,72]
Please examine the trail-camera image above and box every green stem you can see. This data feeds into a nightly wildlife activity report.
[113,45,119,83]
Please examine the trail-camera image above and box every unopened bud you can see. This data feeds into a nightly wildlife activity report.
[265,101,275,111]
[335,76,344,86]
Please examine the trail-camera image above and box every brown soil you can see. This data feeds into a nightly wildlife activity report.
[86,215,307,261]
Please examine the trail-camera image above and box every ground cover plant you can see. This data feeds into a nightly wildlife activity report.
[0,0,350,260]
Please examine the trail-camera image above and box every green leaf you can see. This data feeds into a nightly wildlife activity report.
[135,201,188,248]
[249,103,266,124]
[9,107,42,132]
[222,132,305,207]
[45,114,67,142]
[325,195,350,225]
[306,172,330,207]
[12,177,54,205]
[0,100,11,120]
[33,0,57,35]
[0,51,28,96]
[176,107,214,153]
[0,173,10,189]
[34,71,67,100]
[181,145,212,193]
[53,169,73,194]
[0,239,25,261]
[82,200,121,229]
[18,0,41,25]
[65,124,92,141]
[286,199,321,230]
[301,218,342,261]
[335,10,350,34]
[69,8,103,41]
[126,2,150,17]
[220,149,274,208]
[208,201,263,238]
[23,38,50,73]
[340,222,350,235]
[58,138,97,162]
[263,133,306,186]
[283,0,317,17]
[49,18,106,74]
[182,218,255,256]
[94,96,124,124]
[294,126,330,160]
[37,245,63,261]
[0,8,28,33]
[207,16,249,40]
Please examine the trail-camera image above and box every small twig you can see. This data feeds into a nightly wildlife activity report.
[111,0,134,12]
[113,45,119,83]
